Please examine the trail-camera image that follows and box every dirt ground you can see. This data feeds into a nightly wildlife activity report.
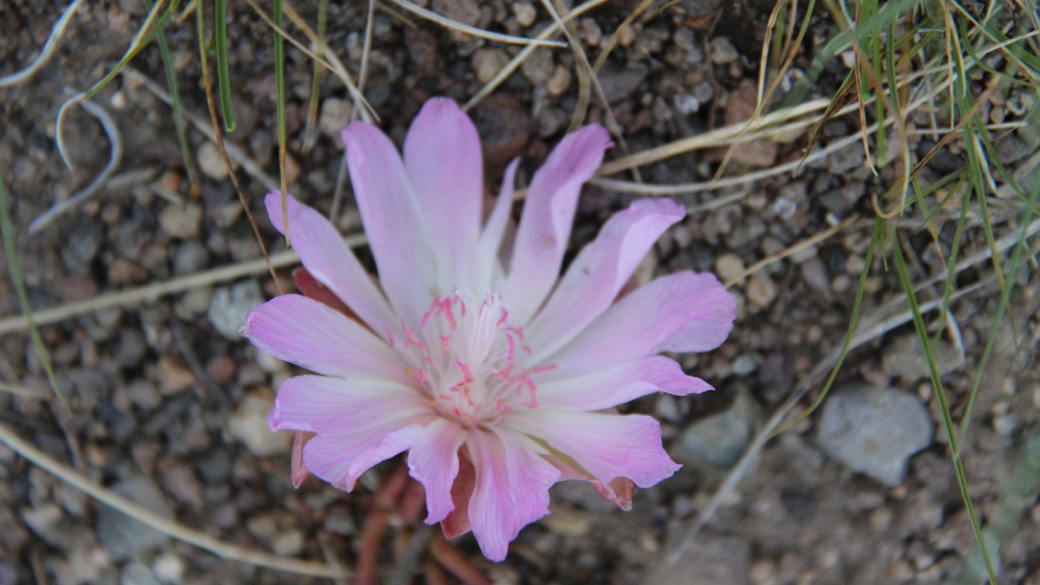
[1,1,1039,584]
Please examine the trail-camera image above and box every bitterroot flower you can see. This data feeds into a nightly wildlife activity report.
[241,98,736,561]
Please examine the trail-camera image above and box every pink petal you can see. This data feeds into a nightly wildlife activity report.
[525,198,684,361]
[593,478,635,511]
[404,98,484,290]
[474,158,519,287]
[503,125,612,325]
[502,410,679,488]
[465,428,561,561]
[267,375,428,435]
[442,449,476,539]
[535,356,712,410]
[303,421,430,492]
[545,271,736,377]
[242,294,410,384]
[265,193,398,338]
[342,121,439,326]
[407,418,469,524]
[290,431,314,488]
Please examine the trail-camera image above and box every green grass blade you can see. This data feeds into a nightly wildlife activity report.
[215,0,236,132]
[0,174,67,409]
[302,0,328,153]
[274,0,289,244]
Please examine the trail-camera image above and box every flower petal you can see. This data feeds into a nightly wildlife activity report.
[474,158,519,288]
[267,375,428,435]
[242,295,410,384]
[403,98,484,290]
[342,121,439,327]
[465,428,561,561]
[441,450,475,539]
[265,192,397,338]
[524,198,684,362]
[502,410,679,488]
[544,271,736,377]
[407,418,469,524]
[535,356,712,410]
[503,125,612,325]
[303,421,430,492]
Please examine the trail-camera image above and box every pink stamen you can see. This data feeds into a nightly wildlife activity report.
[532,364,558,374]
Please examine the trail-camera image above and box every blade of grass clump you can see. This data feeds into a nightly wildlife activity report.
[892,240,998,585]
[143,0,201,196]
[0,175,67,409]
[772,217,882,436]
[214,0,235,131]
[274,0,290,245]
[302,0,328,154]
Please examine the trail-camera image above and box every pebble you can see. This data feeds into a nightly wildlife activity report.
[197,142,229,180]
[655,395,682,422]
[672,391,760,468]
[272,530,305,556]
[121,562,161,585]
[151,553,185,585]
[208,279,265,339]
[108,259,150,286]
[882,334,963,381]
[431,0,480,27]
[521,48,554,85]
[674,94,700,115]
[732,354,757,376]
[826,142,866,174]
[708,37,739,64]
[714,253,745,282]
[512,1,536,27]
[205,354,237,384]
[228,389,293,456]
[405,28,438,75]
[816,384,933,486]
[546,65,571,96]
[471,94,532,167]
[472,48,510,84]
[96,476,174,560]
[157,354,196,395]
[746,275,777,308]
[319,98,352,138]
[597,67,648,103]
[800,257,830,292]
[540,506,591,537]
[158,203,203,239]
[172,240,209,275]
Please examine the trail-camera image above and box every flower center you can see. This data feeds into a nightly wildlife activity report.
[388,290,552,427]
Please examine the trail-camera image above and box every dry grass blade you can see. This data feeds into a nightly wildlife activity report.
[29,98,122,234]
[0,0,84,88]
[461,0,609,111]
[723,216,860,288]
[0,380,51,400]
[0,422,348,578]
[385,0,565,46]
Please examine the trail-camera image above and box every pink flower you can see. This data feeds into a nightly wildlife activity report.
[242,98,736,561]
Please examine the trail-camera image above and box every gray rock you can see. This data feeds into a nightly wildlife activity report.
[96,476,174,560]
[172,241,210,275]
[208,280,264,339]
[672,391,761,468]
[816,384,933,486]
[598,66,648,103]
[882,334,963,380]
[826,142,866,174]
[121,562,161,585]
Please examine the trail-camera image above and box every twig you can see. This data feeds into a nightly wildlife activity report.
[29,99,123,234]
[0,422,348,579]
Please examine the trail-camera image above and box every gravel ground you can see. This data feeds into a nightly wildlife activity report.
[1,1,1039,584]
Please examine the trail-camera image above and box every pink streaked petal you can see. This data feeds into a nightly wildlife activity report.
[407,418,469,525]
[303,420,430,492]
[404,98,483,290]
[535,356,712,410]
[593,478,634,511]
[242,295,411,384]
[545,271,736,377]
[465,428,561,562]
[503,125,612,326]
[290,431,314,488]
[441,449,475,539]
[502,410,680,488]
[525,198,685,362]
[267,375,427,435]
[342,121,439,326]
[264,192,397,338]
[475,158,519,287]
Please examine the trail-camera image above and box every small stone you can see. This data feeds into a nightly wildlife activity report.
[580,17,602,46]
[108,259,149,286]
[121,562,161,585]
[471,94,532,167]
[228,389,293,456]
[157,354,196,395]
[205,355,237,384]
[432,0,480,27]
[540,506,591,537]
[472,48,510,84]
[882,334,963,381]
[159,460,203,506]
[197,142,229,180]
[655,395,682,422]
[673,407,749,468]
[618,25,636,46]
[521,48,554,85]
[537,108,567,137]
[512,1,536,27]
[597,66,648,103]
[151,553,185,585]
[746,275,777,308]
[708,37,738,64]
[61,274,99,301]
[826,142,866,174]
[704,80,777,166]
[158,203,203,238]
[405,28,438,75]
[674,94,700,114]
[546,65,571,96]
[270,530,304,556]
[732,354,757,376]
[318,98,351,138]
[96,477,174,560]
[714,253,745,282]
[208,280,265,339]
[323,507,357,536]
[282,152,302,184]
[800,257,830,292]
[993,415,1017,436]
[172,241,209,275]
[816,384,933,486]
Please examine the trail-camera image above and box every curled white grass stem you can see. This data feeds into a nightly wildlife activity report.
[0,422,348,578]
[30,98,123,234]
[0,0,84,88]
